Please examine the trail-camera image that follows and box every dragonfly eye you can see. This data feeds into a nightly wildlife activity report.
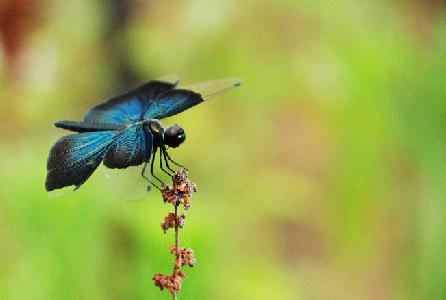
[164,125,186,148]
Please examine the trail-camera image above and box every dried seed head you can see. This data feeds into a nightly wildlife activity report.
[152,273,183,293]
[152,274,168,291]
[161,168,197,210]
[161,213,176,233]
[160,213,186,233]
[170,246,197,268]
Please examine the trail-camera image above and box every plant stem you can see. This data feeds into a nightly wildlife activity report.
[174,204,180,256]
[172,203,180,300]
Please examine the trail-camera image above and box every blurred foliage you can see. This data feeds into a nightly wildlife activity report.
[1,0,446,299]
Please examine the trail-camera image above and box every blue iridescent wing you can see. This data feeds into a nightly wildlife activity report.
[103,125,153,169]
[143,78,242,120]
[54,120,126,132]
[46,131,117,191]
[83,78,179,124]
[143,89,203,120]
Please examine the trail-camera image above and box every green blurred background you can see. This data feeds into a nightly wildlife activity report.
[1,1,446,299]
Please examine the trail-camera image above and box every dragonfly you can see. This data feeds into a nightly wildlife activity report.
[45,75,241,194]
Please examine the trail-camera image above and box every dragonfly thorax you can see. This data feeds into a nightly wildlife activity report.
[145,119,164,134]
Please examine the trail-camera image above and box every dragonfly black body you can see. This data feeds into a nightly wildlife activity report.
[45,76,241,193]
[141,120,187,190]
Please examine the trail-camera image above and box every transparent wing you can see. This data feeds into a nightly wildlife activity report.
[179,77,242,100]
[143,77,242,120]
[103,164,152,201]
[156,74,180,85]
[48,163,152,201]
[47,185,77,199]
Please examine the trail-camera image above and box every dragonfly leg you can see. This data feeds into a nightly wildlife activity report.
[150,149,165,185]
[159,150,174,176]
[161,147,176,173]
[162,146,186,169]
[141,162,161,191]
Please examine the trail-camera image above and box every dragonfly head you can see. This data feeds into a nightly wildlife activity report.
[163,125,186,148]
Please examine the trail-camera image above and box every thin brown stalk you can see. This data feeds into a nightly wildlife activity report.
[172,204,180,300]
[174,204,180,258]
[152,169,197,299]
